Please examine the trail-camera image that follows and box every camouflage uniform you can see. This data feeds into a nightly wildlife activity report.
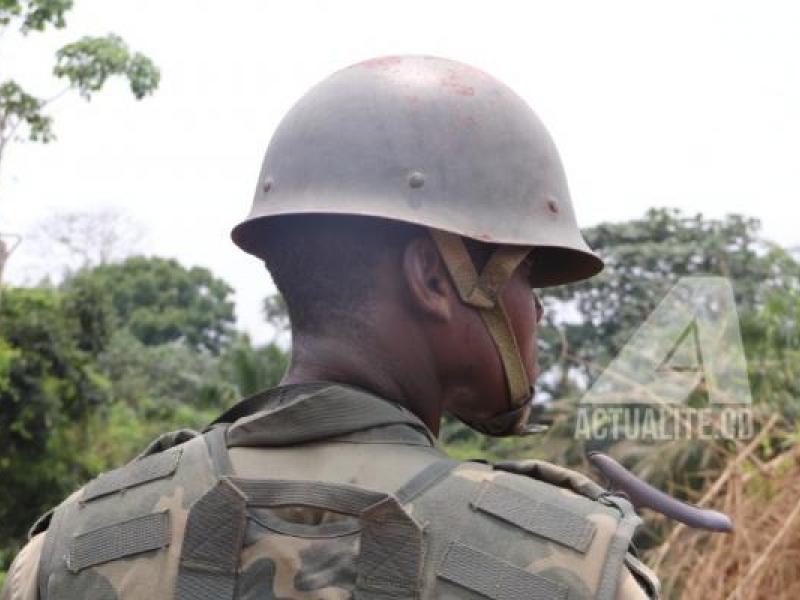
[3,383,659,599]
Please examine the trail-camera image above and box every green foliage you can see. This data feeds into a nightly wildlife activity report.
[540,209,783,389]
[60,271,115,354]
[0,0,158,172]
[82,330,238,469]
[0,80,54,143]
[441,414,545,462]
[99,330,238,419]
[262,293,290,335]
[740,265,800,421]
[54,34,160,100]
[0,0,72,31]
[221,333,288,397]
[536,210,800,420]
[0,285,111,559]
[66,257,237,354]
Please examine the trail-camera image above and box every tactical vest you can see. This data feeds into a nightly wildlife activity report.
[33,426,658,599]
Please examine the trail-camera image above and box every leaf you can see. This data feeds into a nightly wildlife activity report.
[53,34,160,100]
[0,80,55,143]
[20,0,73,32]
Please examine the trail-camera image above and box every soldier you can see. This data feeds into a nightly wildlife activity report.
[3,56,660,599]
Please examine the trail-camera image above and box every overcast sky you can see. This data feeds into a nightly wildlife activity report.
[3,0,799,343]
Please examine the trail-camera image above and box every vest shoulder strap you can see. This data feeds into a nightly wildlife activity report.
[36,432,216,600]
[493,457,606,500]
[402,459,658,600]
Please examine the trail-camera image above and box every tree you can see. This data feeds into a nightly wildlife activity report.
[0,283,113,562]
[538,208,799,398]
[0,2,160,170]
[88,329,238,468]
[22,209,145,282]
[65,257,237,354]
[0,0,160,282]
[0,232,20,289]
[221,333,288,397]
[263,293,290,336]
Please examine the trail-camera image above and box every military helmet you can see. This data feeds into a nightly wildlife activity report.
[232,55,602,287]
[233,55,603,436]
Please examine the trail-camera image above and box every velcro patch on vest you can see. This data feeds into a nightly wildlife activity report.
[83,448,182,502]
[67,510,171,573]
[437,541,568,600]
[471,481,596,553]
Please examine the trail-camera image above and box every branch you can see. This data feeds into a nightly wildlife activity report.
[724,491,800,599]
[41,85,71,107]
[651,413,780,569]
[0,232,23,287]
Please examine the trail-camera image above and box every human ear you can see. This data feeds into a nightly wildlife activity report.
[401,237,455,321]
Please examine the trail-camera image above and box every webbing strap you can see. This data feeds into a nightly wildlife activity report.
[232,478,385,512]
[356,496,424,599]
[625,553,661,599]
[176,477,424,600]
[137,429,198,459]
[471,481,596,553]
[429,229,491,307]
[437,541,568,600]
[478,245,531,302]
[478,299,531,404]
[231,476,426,593]
[595,494,644,600]
[67,511,170,573]
[82,448,182,502]
[429,229,532,405]
[428,229,529,309]
[176,479,247,600]
[395,459,459,504]
[203,425,234,477]
[493,459,606,501]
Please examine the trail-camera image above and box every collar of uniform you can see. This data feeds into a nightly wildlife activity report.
[219,382,438,448]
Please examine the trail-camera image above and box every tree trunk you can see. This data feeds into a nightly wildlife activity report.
[0,236,8,286]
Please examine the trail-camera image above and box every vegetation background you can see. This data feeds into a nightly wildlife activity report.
[2,2,799,599]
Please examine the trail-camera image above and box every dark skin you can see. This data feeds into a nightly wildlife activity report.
[282,235,542,436]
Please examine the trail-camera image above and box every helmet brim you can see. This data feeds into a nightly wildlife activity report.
[232,212,603,288]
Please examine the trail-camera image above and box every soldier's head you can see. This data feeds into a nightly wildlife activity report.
[233,56,602,436]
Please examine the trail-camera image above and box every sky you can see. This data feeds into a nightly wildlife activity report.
[3,0,799,343]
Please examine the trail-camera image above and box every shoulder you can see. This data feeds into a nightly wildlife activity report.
[447,460,628,558]
[2,533,46,600]
[408,459,659,599]
[444,459,623,530]
[27,432,213,599]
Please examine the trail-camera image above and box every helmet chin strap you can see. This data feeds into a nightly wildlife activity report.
[429,229,534,436]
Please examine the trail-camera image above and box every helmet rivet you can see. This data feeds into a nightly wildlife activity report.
[263,177,273,193]
[546,199,559,214]
[408,171,425,189]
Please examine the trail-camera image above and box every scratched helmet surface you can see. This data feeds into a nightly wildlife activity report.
[232,55,602,286]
